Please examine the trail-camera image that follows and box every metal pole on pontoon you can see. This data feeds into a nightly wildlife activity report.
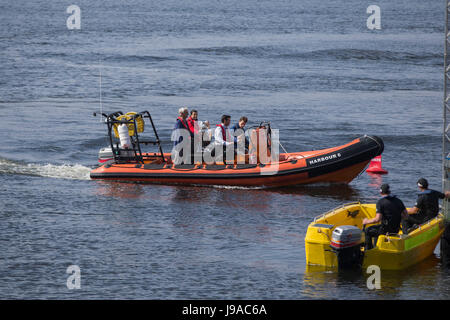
[441,0,450,266]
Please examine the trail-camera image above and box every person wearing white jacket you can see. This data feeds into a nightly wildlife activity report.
[214,115,233,147]
[214,115,234,163]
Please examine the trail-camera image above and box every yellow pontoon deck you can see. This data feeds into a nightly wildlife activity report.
[305,202,445,270]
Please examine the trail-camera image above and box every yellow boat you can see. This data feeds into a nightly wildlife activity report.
[305,202,445,270]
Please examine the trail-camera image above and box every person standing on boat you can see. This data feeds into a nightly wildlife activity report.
[171,107,191,164]
[402,178,450,233]
[362,184,408,249]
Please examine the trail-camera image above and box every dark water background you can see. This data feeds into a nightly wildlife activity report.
[1,0,450,299]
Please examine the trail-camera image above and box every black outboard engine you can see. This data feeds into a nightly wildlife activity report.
[330,225,364,269]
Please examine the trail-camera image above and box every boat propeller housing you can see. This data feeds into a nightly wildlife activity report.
[330,225,364,269]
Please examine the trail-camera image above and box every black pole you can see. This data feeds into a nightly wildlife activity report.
[145,111,165,162]
[132,117,144,164]
[442,221,450,267]
[442,0,450,268]
[441,166,450,267]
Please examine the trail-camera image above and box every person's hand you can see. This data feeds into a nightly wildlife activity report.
[362,218,368,225]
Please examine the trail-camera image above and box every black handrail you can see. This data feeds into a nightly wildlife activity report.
[94,110,165,164]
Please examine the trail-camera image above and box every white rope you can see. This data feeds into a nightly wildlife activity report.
[279,141,288,154]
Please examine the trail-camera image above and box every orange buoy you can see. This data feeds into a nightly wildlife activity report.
[366,155,388,174]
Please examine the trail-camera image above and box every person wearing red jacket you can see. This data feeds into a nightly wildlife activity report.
[187,109,199,137]
[187,109,202,161]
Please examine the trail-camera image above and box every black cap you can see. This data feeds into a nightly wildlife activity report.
[380,184,390,194]
[417,178,428,188]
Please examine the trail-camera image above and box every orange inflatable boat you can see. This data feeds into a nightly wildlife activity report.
[90,111,384,188]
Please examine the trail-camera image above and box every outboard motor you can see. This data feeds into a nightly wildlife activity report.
[330,225,364,269]
[98,147,114,163]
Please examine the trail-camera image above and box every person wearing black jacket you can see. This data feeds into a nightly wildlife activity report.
[363,184,408,250]
[231,116,249,151]
[402,178,450,234]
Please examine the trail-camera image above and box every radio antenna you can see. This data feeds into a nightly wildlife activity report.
[99,60,103,122]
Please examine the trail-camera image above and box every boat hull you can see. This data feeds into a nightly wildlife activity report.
[90,135,384,188]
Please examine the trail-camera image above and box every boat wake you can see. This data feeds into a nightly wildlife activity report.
[0,157,91,180]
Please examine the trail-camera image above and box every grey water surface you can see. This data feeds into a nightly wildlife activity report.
[1,0,450,299]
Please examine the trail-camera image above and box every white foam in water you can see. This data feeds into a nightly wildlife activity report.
[0,158,91,180]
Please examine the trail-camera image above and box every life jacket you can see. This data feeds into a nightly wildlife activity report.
[177,117,189,130]
[173,117,190,146]
[217,124,231,142]
[187,116,198,135]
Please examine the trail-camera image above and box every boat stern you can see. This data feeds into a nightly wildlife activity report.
[363,214,445,270]
[305,222,338,267]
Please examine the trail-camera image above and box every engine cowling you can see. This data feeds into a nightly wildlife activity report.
[98,147,113,163]
[330,225,364,269]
